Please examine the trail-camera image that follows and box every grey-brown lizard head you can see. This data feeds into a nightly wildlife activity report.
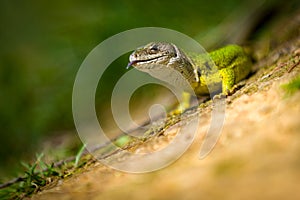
[128,42,178,68]
[127,42,199,85]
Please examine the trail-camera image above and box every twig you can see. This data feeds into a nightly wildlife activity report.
[288,60,299,73]
[0,177,25,189]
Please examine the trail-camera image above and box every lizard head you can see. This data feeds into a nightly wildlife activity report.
[127,42,179,68]
[127,42,199,85]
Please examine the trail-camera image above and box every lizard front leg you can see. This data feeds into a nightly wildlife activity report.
[219,68,235,95]
[168,91,191,115]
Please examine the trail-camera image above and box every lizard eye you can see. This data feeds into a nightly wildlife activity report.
[150,45,158,53]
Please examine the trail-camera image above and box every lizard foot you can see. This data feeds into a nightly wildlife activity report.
[221,81,246,97]
[213,93,226,100]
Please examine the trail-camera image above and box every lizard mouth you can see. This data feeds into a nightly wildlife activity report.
[127,55,167,69]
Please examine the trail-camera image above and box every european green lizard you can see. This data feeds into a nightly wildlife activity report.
[127,42,252,111]
[97,43,252,151]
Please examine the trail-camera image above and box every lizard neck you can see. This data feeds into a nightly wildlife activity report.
[170,45,200,85]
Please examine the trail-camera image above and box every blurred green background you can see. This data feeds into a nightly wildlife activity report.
[0,0,298,179]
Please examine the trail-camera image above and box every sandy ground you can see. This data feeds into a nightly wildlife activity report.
[30,33,300,200]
